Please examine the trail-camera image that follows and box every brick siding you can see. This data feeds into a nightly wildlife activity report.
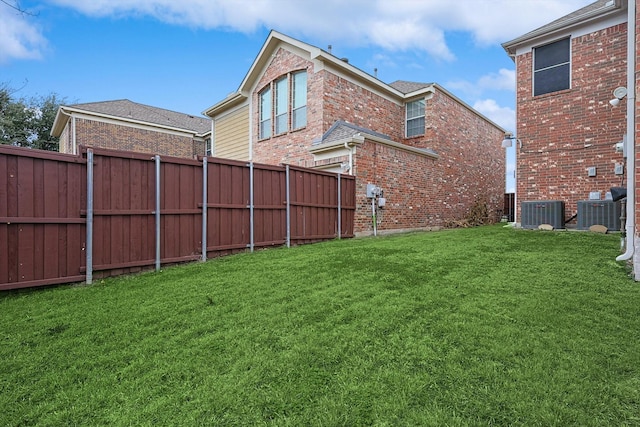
[516,24,628,220]
[252,46,505,233]
[73,118,205,159]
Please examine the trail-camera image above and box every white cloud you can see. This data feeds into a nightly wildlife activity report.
[446,68,515,99]
[46,0,594,60]
[0,5,47,63]
[473,98,515,132]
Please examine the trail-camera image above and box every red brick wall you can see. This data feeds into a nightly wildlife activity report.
[253,46,505,233]
[516,24,628,220]
[73,118,205,159]
[252,48,320,166]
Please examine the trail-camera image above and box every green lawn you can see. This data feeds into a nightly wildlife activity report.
[1,225,639,426]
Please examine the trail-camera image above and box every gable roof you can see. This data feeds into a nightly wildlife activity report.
[52,99,211,137]
[502,0,625,57]
[203,30,434,117]
[310,120,439,159]
[313,120,393,145]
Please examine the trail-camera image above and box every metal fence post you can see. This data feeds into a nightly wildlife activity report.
[155,155,161,271]
[337,173,341,239]
[286,165,291,248]
[201,157,208,262]
[249,161,254,253]
[86,149,94,284]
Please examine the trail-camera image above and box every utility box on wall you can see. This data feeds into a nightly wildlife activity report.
[577,200,621,230]
[521,201,565,229]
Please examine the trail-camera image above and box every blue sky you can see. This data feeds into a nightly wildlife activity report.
[1,0,595,191]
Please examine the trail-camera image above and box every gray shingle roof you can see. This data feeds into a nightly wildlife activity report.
[67,99,211,135]
[389,80,433,94]
[314,120,392,145]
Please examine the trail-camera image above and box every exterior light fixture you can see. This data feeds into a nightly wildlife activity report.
[501,133,522,149]
[609,86,627,107]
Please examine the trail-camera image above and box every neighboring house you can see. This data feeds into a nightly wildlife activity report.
[502,0,627,224]
[204,30,506,234]
[503,0,640,278]
[52,99,211,159]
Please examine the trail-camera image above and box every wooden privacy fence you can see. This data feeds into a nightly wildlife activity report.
[0,145,356,291]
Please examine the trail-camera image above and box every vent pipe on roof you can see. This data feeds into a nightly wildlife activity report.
[328,44,332,54]
[374,68,378,78]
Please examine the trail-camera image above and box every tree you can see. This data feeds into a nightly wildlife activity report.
[0,83,66,151]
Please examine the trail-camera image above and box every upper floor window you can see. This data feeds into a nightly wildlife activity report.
[258,70,307,139]
[292,71,307,130]
[275,77,288,135]
[259,86,272,139]
[406,98,425,138]
[533,37,570,96]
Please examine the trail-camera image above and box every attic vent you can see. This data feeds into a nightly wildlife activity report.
[341,57,349,63]
[521,200,565,229]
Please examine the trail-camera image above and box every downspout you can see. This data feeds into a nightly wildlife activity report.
[72,115,77,155]
[344,141,355,175]
[617,0,636,262]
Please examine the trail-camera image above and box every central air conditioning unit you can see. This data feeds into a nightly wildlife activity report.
[521,200,565,229]
[577,200,621,230]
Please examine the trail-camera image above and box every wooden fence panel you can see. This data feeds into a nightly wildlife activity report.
[88,149,157,277]
[0,146,86,290]
[1,146,355,290]
[204,158,251,257]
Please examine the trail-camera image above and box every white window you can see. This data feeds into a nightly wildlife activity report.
[292,71,307,129]
[534,38,570,96]
[258,71,307,139]
[259,87,272,139]
[406,99,425,138]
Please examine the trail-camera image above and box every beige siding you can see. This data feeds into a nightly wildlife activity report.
[214,105,249,160]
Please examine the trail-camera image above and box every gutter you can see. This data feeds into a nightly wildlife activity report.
[616,0,636,262]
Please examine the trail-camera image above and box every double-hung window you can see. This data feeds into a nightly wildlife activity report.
[406,99,425,138]
[259,87,272,139]
[533,37,570,96]
[275,77,288,134]
[258,70,307,139]
[292,71,307,130]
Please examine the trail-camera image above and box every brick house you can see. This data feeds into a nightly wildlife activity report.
[52,99,211,159]
[503,0,640,278]
[204,30,506,234]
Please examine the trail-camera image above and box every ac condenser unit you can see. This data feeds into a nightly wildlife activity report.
[521,200,565,229]
[577,200,621,230]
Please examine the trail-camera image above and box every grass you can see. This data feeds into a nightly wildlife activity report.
[1,225,639,426]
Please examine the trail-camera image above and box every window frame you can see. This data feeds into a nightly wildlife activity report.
[533,37,571,97]
[257,70,307,140]
[259,86,272,140]
[405,98,426,138]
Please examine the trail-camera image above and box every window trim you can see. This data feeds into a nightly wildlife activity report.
[532,37,571,97]
[257,70,307,140]
[405,98,426,138]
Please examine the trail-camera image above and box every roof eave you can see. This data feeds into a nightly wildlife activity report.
[502,0,624,57]
[56,106,207,136]
[202,92,247,117]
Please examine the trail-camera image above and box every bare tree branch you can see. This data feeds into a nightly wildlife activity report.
[0,0,38,16]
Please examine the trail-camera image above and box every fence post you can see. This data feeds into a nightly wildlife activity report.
[249,161,254,253]
[286,165,291,248]
[86,149,94,285]
[201,157,208,262]
[337,173,341,240]
[155,155,161,271]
